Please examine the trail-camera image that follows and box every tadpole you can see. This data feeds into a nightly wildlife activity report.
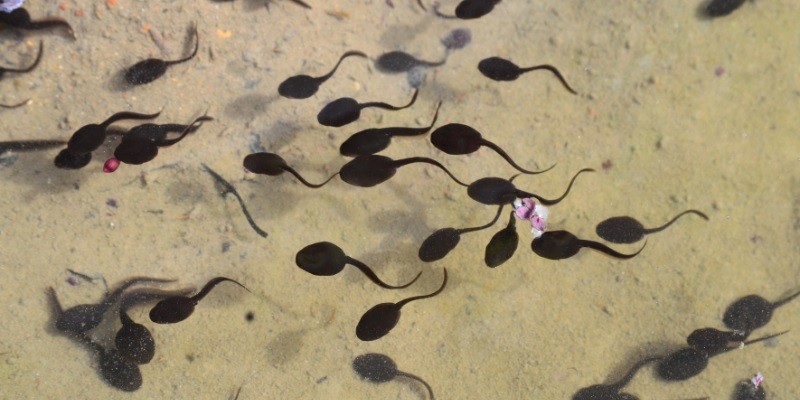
[114,309,155,365]
[339,101,441,156]
[531,230,646,260]
[418,205,503,262]
[686,327,748,356]
[477,56,577,95]
[295,241,421,289]
[353,353,435,400]
[375,51,446,74]
[111,114,212,168]
[279,50,368,99]
[430,123,555,174]
[356,268,448,341]
[723,290,800,333]
[98,346,143,392]
[595,210,708,244]
[149,277,250,324]
[317,89,419,127]
[124,23,199,85]
[704,0,746,17]
[243,152,338,188]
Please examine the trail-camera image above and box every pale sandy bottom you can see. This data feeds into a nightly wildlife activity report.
[0,1,798,399]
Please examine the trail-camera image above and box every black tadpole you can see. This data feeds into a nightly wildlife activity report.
[723,290,800,333]
[124,23,199,85]
[484,211,519,268]
[430,123,555,174]
[433,0,501,19]
[531,230,646,261]
[295,241,422,289]
[317,89,419,128]
[339,154,468,188]
[477,57,577,95]
[0,41,43,81]
[243,152,337,188]
[656,330,788,381]
[98,346,143,392]
[375,51,447,74]
[149,277,250,324]
[356,268,448,341]
[419,205,504,262]
[0,8,75,39]
[353,353,436,400]
[595,209,708,244]
[339,101,441,157]
[279,50,367,99]
[201,163,269,238]
[467,168,594,206]
[572,356,660,400]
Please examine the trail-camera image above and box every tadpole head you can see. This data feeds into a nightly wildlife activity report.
[595,216,646,244]
[148,297,195,324]
[98,348,143,392]
[530,230,582,260]
[243,152,288,176]
[356,303,401,341]
[352,353,398,383]
[278,75,319,99]
[418,228,461,262]
[54,149,91,169]
[295,241,347,276]
[723,295,774,333]
[467,177,517,205]
[114,136,159,165]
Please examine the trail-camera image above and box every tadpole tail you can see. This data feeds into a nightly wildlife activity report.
[459,204,505,234]
[719,330,790,354]
[483,140,555,175]
[773,289,800,308]
[157,114,212,146]
[168,23,200,65]
[389,101,442,138]
[4,41,43,73]
[579,239,646,259]
[194,277,251,303]
[100,110,162,128]
[608,356,662,391]
[520,64,578,95]
[361,89,419,111]
[316,50,369,83]
[433,4,458,19]
[284,167,338,188]
[397,156,469,187]
[0,99,30,109]
[396,268,448,307]
[527,168,594,206]
[396,371,435,400]
[643,209,709,234]
[347,257,423,289]
[202,163,269,238]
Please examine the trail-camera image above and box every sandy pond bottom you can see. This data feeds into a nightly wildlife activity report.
[0,0,798,399]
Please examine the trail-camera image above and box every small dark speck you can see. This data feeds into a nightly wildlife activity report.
[186,353,196,362]
[222,241,232,253]
[106,198,118,208]
[245,311,254,322]
[316,376,328,384]
[749,235,763,244]
[601,159,613,170]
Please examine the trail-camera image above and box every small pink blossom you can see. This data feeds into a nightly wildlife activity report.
[513,197,549,238]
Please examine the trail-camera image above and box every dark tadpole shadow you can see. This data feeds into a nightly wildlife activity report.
[224,93,278,120]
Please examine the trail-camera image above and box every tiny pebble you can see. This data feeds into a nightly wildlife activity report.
[106,198,118,208]
[715,66,725,76]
